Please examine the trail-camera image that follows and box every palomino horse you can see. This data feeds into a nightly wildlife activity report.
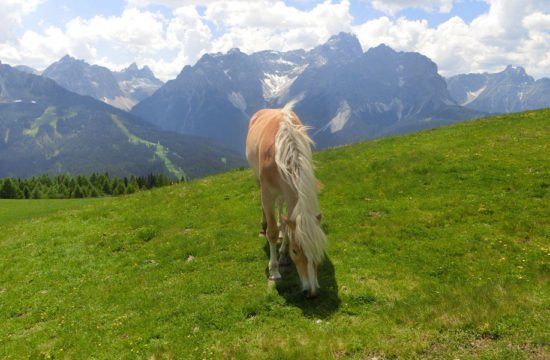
[246,101,327,298]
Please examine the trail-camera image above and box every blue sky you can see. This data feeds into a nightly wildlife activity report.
[1,1,548,80]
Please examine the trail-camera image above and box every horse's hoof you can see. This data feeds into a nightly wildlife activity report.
[269,273,282,280]
[303,289,319,299]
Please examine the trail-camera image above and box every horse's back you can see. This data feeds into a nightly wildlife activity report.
[246,109,281,185]
[246,108,302,188]
[246,108,302,146]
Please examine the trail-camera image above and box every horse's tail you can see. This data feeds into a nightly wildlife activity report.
[275,100,312,190]
[275,101,327,271]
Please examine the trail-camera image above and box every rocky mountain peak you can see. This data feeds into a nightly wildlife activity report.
[325,32,363,54]
[499,65,533,83]
[504,64,526,74]
[227,48,244,56]
[368,43,395,55]
[127,62,139,71]
[310,32,363,66]
[117,63,160,84]
[58,54,80,64]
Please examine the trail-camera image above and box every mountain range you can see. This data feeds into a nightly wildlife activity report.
[0,62,245,179]
[131,33,485,151]
[2,32,549,178]
[15,33,549,154]
[446,65,550,113]
[41,56,163,111]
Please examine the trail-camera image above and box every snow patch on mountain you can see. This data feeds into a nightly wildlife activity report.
[119,78,161,95]
[262,73,296,101]
[228,91,246,112]
[330,101,351,133]
[368,98,405,119]
[273,57,296,66]
[464,86,486,105]
[104,96,136,111]
[314,56,327,67]
[316,100,351,135]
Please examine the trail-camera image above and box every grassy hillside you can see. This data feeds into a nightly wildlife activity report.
[0,109,548,359]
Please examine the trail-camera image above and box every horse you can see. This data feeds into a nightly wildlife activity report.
[246,101,328,298]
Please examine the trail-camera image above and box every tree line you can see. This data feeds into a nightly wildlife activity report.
[0,173,182,199]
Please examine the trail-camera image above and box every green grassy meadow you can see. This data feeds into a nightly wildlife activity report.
[0,198,101,227]
[0,109,549,359]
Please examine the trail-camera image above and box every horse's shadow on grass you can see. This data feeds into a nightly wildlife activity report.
[263,242,341,319]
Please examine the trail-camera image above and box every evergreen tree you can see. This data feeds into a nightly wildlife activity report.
[102,179,111,195]
[57,183,69,198]
[30,186,43,199]
[126,180,139,194]
[90,173,99,187]
[38,173,53,187]
[146,173,155,189]
[77,174,90,188]
[0,178,21,199]
[126,176,139,194]
[1,172,177,199]
[137,176,146,189]
[71,185,85,199]
[22,184,31,199]
[112,180,126,196]
[90,187,100,198]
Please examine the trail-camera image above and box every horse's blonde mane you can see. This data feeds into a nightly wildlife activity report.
[275,101,327,271]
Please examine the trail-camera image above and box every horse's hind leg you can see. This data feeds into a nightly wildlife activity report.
[259,207,267,237]
[277,197,284,240]
[277,198,291,265]
[262,188,281,280]
[257,183,267,237]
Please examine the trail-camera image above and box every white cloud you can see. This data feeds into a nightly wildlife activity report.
[0,7,172,75]
[207,0,353,53]
[1,0,550,81]
[152,5,213,79]
[125,0,222,7]
[65,8,167,53]
[519,11,550,77]
[353,0,550,78]
[354,16,428,50]
[523,11,550,30]
[369,0,453,15]
[0,0,45,41]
